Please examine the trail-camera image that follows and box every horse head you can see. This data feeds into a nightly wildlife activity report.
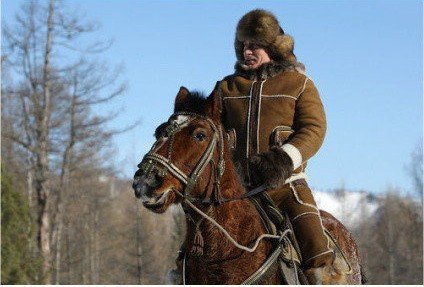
[132,86,225,213]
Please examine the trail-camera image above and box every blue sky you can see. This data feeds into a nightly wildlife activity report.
[2,0,423,194]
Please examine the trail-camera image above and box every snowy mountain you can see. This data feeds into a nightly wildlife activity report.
[313,190,379,228]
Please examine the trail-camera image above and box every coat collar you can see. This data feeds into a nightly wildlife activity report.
[234,61,305,81]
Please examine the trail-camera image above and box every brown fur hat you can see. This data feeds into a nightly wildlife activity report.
[235,9,298,67]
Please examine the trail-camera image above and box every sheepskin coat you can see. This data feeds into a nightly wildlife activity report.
[212,62,326,180]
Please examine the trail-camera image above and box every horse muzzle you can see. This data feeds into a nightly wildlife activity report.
[132,167,165,200]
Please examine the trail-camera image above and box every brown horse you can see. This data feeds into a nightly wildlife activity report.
[133,87,365,284]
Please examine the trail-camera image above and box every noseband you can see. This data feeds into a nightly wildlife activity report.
[139,112,225,205]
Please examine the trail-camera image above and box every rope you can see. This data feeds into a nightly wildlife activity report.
[180,191,290,253]
[286,236,299,285]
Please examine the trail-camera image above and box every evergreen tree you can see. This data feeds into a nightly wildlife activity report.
[1,167,43,284]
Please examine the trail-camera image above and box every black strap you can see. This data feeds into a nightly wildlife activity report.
[222,184,268,202]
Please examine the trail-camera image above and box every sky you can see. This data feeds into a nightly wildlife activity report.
[2,0,423,194]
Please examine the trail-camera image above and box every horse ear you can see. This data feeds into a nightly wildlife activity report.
[207,82,222,123]
[174,86,190,111]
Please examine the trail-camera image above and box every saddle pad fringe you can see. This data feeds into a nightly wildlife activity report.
[324,230,353,275]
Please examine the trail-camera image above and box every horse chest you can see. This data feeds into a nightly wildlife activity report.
[186,246,272,284]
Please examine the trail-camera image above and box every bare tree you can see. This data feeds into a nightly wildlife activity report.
[2,0,126,282]
[355,190,423,284]
[3,1,185,285]
[2,1,57,279]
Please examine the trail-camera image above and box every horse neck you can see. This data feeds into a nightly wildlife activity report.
[185,150,267,260]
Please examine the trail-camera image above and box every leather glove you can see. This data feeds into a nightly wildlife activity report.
[249,146,294,189]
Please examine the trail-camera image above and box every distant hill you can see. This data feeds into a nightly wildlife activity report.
[314,189,379,228]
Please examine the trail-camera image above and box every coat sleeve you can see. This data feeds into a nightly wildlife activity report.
[281,77,327,169]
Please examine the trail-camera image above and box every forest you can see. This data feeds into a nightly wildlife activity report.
[1,0,422,284]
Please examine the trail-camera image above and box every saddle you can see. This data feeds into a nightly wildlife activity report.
[248,192,352,285]
[248,192,304,284]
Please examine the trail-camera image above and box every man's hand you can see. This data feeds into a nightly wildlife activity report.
[249,146,294,188]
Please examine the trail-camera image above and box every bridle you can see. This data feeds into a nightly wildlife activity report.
[139,112,226,205]
[139,111,269,206]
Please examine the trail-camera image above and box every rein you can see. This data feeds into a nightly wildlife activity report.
[140,112,286,247]
[176,189,288,252]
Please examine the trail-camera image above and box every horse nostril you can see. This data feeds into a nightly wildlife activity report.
[135,170,159,189]
[134,189,142,198]
[133,185,142,198]
[154,174,164,186]
[132,176,142,197]
[132,179,138,190]
[146,172,161,188]
[133,164,166,194]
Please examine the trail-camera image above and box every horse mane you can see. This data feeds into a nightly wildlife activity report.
[174,90,208,115]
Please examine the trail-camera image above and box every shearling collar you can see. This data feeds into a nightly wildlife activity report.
[234,61,305,81]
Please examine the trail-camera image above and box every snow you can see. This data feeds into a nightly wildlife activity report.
[313,190,378,228]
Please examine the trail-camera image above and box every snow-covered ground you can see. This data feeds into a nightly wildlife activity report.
[313,190,378,228]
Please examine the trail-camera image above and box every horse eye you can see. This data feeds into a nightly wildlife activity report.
[194,132,206,142]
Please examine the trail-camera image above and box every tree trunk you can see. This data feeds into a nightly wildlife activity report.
[52,145,72,284]
[53,75,78,284]
[387,208,395,284]
[38,199,51,282]
[136,200,144,284]
[26,168,34,209]
[65,221,72,284]
[90,208,99,284]
[35,0,54,282]
[54,220,63,284]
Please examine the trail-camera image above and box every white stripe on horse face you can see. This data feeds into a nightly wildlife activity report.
[151,115,191,153]
[174,115,190,127]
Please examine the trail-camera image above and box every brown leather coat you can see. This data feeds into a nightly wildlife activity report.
[212,63,326,180]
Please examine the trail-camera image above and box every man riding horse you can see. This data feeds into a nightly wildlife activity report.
[209,9,341,283]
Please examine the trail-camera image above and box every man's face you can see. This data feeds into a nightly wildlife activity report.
[243,41,271,70]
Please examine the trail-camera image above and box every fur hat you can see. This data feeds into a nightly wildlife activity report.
[235,9,298,67]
